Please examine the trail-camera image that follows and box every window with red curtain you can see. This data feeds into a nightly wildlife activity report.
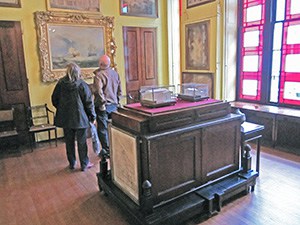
[237,0,300,107]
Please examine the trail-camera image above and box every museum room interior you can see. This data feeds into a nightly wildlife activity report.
[0,0,300,225]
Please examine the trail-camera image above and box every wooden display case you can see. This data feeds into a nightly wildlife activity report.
[97,100,258,224]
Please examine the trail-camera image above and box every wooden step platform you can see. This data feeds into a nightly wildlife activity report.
[97,170,258,225]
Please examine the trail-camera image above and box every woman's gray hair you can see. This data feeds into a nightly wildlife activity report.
[66,63,81,82]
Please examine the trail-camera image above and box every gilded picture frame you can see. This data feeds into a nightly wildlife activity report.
[35,11,116,82]
[46,0,100,13]
[120,0,158,18]
[187,0,215,9]
[0,0,20,7]
[185,20,210,70]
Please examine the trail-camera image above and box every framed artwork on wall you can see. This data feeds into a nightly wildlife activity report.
[35,11,116,82]
[182,72,214,98]
[0,0,20,8]
[120,0,158,18]
[46,0,100,12]
[185,20,210,70]
[187,0,215,9]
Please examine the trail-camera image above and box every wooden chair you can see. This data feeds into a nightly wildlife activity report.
[0,108,19,151]
[27,104,57,150]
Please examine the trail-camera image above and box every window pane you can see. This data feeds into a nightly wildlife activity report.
[276,0,286,21]
[273,23,283,50]
[244,30,259,47]
[272,51,281,74]
[285,54,300,72]
[242,79,258,96]
[287,24,300,44]
[291,0,300,15]
[238,0,300,106]
[283,81,300,100]
[246,5,262,22]
[270,75,280,103]
[243,55,259,72]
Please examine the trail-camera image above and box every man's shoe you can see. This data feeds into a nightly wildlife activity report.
[81,162,94,172]
[98,149,108,159]
[69,162,76,170]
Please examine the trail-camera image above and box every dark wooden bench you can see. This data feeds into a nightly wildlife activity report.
[0,108,19,151]
[231,101,300,155]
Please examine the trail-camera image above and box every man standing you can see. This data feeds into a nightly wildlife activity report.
[93,55,122,157]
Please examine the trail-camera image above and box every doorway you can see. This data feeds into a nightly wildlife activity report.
[123,27,158,103]
[0,21,30,144]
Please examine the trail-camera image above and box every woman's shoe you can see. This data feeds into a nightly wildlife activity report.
[81,162,94,172]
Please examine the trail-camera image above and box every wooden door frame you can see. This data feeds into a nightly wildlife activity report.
[123,26,158,103]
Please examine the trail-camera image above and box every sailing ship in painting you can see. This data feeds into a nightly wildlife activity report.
[68,47,80,57]
[49,25,104,70]
[87,44,97,57]
[52,45,100,69]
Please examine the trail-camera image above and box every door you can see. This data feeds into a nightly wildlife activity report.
[123,27,158,103]
[0,21,30,140]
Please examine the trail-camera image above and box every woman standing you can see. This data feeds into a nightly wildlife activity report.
[52,63,96,171]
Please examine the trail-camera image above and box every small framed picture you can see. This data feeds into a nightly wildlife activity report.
[185,20,210,70]
[47,0,100,13]
[120,0,158,18]
[187,0,215,9]
[0,0,21,8]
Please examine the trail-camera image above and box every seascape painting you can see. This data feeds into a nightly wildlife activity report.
[35,11,116,82]
[48,25,105,70]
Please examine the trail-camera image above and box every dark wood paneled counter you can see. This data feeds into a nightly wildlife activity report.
[97,100,258,225]
[231,101,300,154]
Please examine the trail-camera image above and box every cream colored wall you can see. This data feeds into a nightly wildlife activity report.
[102,0,169,86]
[0,1,168,106]
[1,0,237,139]
[0,1,50,105]
[222,0,238,101]
[0,0,168,138]
[180,0,236,100]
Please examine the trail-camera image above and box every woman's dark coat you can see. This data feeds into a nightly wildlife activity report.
[51,76,96,129]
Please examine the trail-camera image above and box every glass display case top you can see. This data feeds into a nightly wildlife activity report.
[177,83,209,102]
[139,85,177,108]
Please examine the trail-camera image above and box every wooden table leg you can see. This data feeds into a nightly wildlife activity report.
[241,140,245,170]
[256,138,261,175]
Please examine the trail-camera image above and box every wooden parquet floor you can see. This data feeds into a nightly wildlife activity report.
[0,140,300,225]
